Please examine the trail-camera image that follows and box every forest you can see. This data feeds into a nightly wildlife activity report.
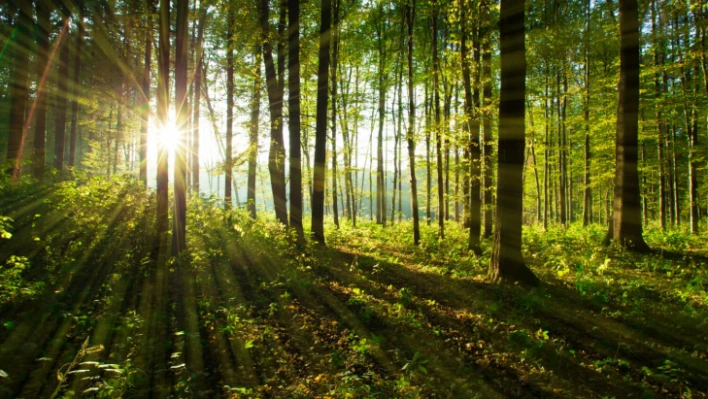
[1,0,708,397]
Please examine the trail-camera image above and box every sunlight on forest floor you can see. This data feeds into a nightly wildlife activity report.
[0,177,707,398]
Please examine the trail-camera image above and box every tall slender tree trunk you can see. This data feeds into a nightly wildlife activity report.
[489,0,539,286]
[406,0,420,244]
[543,75,549,229]
[140,0,153,184]
[54,11,71,173]
[173,0,188,254]
[688,65,700,233]
[652,0,666,230]
[432,3,444,238]
[582,0,592,226]
[156,0,170,242]
[671,123,680,227]
[330,0,340,229]
[192,3,206,193]
[607,0,649,251]
[69,3,83,168]
[290,0,305,241]
[312,0,332,243]
[248,46,261,219]
[556,71,567,226]
[6,1,32,180]
[391,23,403,224]
[260,0,288,224]
[482,24,494,237]
[33,0,52,179]
[426,85,432,225]
[462,0,480,252]
[225,0,235,209]
[641,141,648,226]
[376,3,387,226]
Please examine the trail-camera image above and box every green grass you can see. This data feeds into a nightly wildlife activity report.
[0,177,707,398]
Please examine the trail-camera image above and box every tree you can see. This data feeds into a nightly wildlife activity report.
[69,2,84,168]
[312,0,332,244]
[5,1,31,180]
[173,0,189,254]
[461,0,480,253]
[32,0,52,179]
[289,0,305,243]
[248,46,261,219]
[607,0,649,251]
[432,0,444,239]
[260,0,288,225]
[139,0,153,184]
[488,0,539,286]
[406,0,420,245]
[375,2,387,226]
[192,2,206,193]
[225,0,235,210]
[54,7,71,173]
[156,0,170,242]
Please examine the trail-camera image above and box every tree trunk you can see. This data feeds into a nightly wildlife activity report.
[489,0,539,286]
[689,65,700,233]
[33,0,52,179]
[172,0,188,254]
[582,0,592,226]
[312,0,332,243]
[482,23,494,238]
[260,0,288,224]
[556,70,566,226]
[156,0,170,241]
[406,0,420,244]
[140,0,153,184]
[432,3,444,239]
[376,3,387,226]
[54,12,71,173]
[248,46,261,219]
[192,4,206,193]
[69,4,83,168]
[225,0,236,210]
[426,84,432,225]
[289,0,305,241]
[463,0,481,253]
[608,0,649,251]
[330,0,340,230]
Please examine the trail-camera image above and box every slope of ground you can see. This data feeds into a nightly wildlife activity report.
[0,178,706,398]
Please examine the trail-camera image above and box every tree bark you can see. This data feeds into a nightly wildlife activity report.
[172,0,188,254]
[607,0,649,251]
[582,0,592,226]
[156,0,170,242]
[432,2,444,239]
[54,11,71,173]
[330,0,340,230]
[33,0,52,179]
[192,3,206,193]
[406,0,420,244]
[489,0,539,286]
[463,0,481,253]
[312,0,332,243]
[260,0,288,224]
[248,46,261,219]
[482,22,494,238]
[290,0,304,241]
[376,3,387,226]
[139,0,153,184]
[69,3,83,168]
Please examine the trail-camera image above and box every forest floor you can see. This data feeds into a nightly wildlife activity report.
[1,177,707,398]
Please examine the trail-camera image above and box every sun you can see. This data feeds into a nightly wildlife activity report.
[158,118,181,154]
